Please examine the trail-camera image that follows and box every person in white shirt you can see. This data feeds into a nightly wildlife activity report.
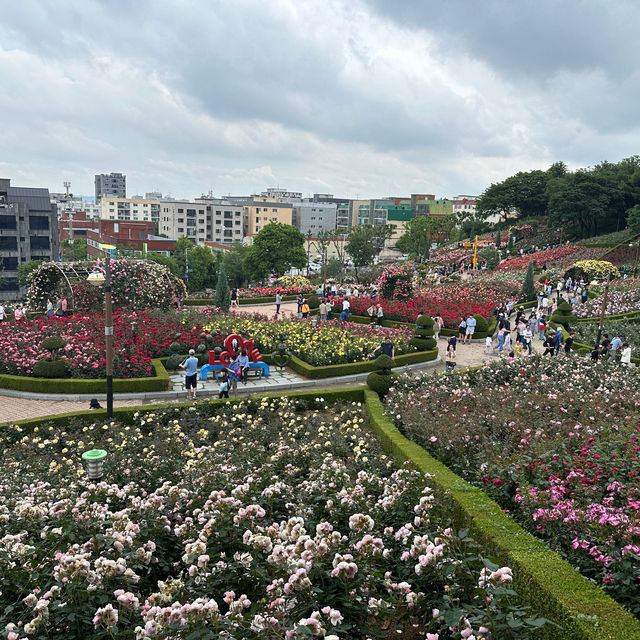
[620,344,632,364]
[342,298,350,311]
[0,303,4,321]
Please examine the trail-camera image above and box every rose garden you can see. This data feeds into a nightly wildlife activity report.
[2,231,640,639]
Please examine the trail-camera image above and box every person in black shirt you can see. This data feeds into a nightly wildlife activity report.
[542,335,555,356]
[564,332,575,355]
[371,336,395,359]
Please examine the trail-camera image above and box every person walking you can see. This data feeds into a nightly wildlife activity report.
[230,288,239,309]
[301,299,310,318]
[554,326,563,356]
[179,349,199,400]
[275,291,282,316]
[319,299,328,321]
[433,313,444,340]
[218,371,230,398]
[620,343,632,364]
[538,315,547,340]
[563,331,575,355]
[342,297,350,313]
[542,334,555,356]
[297,294,304,317]
[61,297,68,316]
[367,303,376,324]
[445,342,456,372]
[46,299,54,317]
[523,326,533,355]
[464,314,476,344]
[457,317,466,340]
[14,304,25,321]
[376,304,384,326]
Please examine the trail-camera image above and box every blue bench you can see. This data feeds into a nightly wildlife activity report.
[200,362,270,381]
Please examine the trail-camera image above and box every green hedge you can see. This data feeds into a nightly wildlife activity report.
[0,359,171,394]
[574,309,640,323]
[0,387,366,431]
[363,389,640,640]
[183,295,298,306]
[274,349,439,380]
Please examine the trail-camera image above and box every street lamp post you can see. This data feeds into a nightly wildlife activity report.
[88,245,115,418]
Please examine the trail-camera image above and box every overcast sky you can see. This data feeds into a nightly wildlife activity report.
[1,0,639,200]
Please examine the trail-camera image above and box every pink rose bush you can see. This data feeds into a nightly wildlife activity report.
[0,398,546,638]
[387,356,640,614]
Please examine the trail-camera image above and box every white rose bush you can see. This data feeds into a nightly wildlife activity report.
[0,398,548,638]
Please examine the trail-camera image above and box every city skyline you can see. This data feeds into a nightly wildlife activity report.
[2,1,640,199]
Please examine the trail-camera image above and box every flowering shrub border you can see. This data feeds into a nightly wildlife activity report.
[2,387,639,638]
[363,389,640,640]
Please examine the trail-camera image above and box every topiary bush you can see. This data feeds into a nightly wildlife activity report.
[32,357,71,378]
[169,341,183,354]
[415,314,435,329]
[409,337,437,351]
[307,294,320,310]
[473,314,489,334]
[165,354,185,370]
[366,371,397,396]
[551,300,576,329]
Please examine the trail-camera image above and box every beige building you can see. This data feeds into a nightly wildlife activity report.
[243,197,293,235]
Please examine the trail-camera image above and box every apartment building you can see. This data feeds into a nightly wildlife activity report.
[292,201,337,235]
[95,172,126,200]
[243,197,293,235]
[0,178,59,300]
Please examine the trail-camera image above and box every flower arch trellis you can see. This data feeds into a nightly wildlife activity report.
[27,260,186,312]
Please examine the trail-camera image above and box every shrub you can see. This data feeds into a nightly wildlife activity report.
[41,335,67,354]
[214,262,231,311]
[550,300,576,329]
[373,353,395,373]
[521,263,536,301]
[165,353,185,370]
[32,357,71,378]
[565,259,619,282]
[473,314,489,333]
[415,314,435,328]
[367,370,397,395]
[169,341,183,353]
[306,293,320,309]
[409,337,437,350]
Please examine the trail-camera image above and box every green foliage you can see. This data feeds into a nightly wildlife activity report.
[373,354,395,373]
[306,294,320,309]
[396,215,453,259]
[214,262,231,311]
[17,259,44,287]
[473,314,489,333]
[627,204,640,236]
[495,226,502,248]
[366,370,396,396]
[346,225,377,271]
[409,337,437,350]
[521,263,536,301]
[415,314,434,328]
[146,252,181,277]
[32,357,71,378]
[60,238,87,261]
[41,335,67,358]
[479,245,501,269]
[507,234,514,251]
[165,353,185,370]
[223,244,251,288]
[550,300,576,329]
[245,223,306,279]
[325,256,342,278]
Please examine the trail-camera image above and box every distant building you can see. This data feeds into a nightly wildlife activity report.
[50,192,101,218]
[243,197,293,236]
[292,201,337,235]
[452,195,478,218]
[59,211,175,256]
[260,188,302,202]
[95,172,126,201]
[0,178,60,300]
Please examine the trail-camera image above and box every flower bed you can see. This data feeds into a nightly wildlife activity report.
[574,319,640,351]
[202,314,415,366]
[238,285,313,298]
[497,246,584,270]
[386,357,640,615]
[0,311,215,379]
[573,286,640,318]
[0,397,545,639]
[344,282,520,328]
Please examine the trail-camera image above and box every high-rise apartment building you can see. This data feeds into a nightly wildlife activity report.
[0,178,60,300]
[95,172,126,201]
[243,197,293,236]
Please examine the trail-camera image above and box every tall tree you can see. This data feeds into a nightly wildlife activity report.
[628,205,640,236]
[223,244,251,288]
[244,223,306,280]
[214,261,231,311]
[146,252,180,276]
[346,225,378,280]
[521,262,536,301]
[396,215,452,260]
[495,225,502,249]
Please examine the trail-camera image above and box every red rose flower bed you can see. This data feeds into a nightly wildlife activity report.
[345,282,520,328]
[0,311,220,379]
[497,246,581,270]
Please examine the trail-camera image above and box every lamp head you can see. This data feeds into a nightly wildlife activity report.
[87,271,105,287]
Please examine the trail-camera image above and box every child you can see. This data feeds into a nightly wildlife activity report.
[484,336,492,353]
[218,372,230,399]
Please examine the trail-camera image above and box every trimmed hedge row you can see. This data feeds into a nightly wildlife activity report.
[264,349,439,380]
[0,387,365,431]
[363,389,640,640]
[574,309,640,323]
[183,295,298,306]
[0,359,171,394]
